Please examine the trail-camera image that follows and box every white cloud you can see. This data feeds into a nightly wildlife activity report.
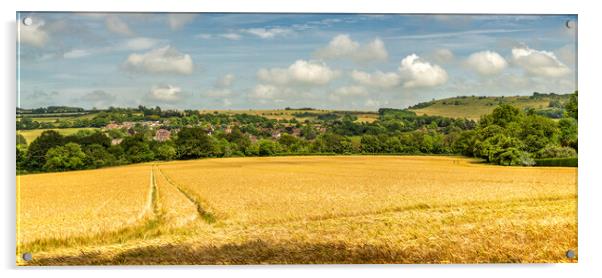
[220,33,242,40]
[121,37,163,51]
[19,19,49,48]
[398,54,448,88]
[223,98,232,107]
[350,70,400,88]
[354,38,388,62]
[167,14,197,30]
[314,34,388,63]
[242,27,292,39]
[105,16,133,36]
[250,84,279,99]
[123,46,194,75]
[466,50,508,75]
[63,49,92,59]
[258,60,340,86]
[556,44,576,67]
[148,85,182,102]
[432,48,454,63]
[512,46,571,77]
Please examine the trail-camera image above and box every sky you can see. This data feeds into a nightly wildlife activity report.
[17,13,577,111]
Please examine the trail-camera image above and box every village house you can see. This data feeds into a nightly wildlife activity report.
[105,123,120,129]
[154,129,171,142]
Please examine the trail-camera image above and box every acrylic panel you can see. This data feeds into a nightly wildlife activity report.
[16,12,578,265]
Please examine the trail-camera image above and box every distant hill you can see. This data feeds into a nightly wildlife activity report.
[408,93,572,120]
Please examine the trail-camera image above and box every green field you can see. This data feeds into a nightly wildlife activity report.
[17,128,99,144]
[409,95,570,120]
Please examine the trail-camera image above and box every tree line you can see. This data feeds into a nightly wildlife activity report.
[16,91,577,173]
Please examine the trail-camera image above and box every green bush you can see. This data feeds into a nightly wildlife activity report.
[534,157,577,167]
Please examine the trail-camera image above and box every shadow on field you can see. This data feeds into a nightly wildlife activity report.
[30,240,444,265]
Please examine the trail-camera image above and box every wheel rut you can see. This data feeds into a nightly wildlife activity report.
[154,165,217,224]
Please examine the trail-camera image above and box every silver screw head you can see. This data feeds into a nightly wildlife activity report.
[566,250,576,259]
[22,252,32,261]
[22,17,33,26]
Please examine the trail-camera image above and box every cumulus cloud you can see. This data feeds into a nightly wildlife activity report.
[242,27,292,39]
[398,54,448,88]
[167,14,197,30]
[258,60,340,86]
[105,16,133,36]
[123,46,194,75]
[466,50,508,75]
[147,85,183,102]
[350,70,400,88]
[19,19,49,48]
[512,46,570,77]
[432,48,454,63]
[314,34,388,63]
[250,84,279,99]
[220,33,242,40]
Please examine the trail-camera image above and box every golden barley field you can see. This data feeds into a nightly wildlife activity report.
[16,156,578,265]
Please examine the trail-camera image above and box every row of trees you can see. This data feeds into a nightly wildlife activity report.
[16,92,578,172]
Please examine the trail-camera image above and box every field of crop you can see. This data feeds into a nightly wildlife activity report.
[17,127,99,144]
[17,164,153,250]
[16,156,577,265]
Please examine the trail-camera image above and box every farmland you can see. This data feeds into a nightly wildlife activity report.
[17,127,98,144]
[409,94,570,120]
[17,156,577,265]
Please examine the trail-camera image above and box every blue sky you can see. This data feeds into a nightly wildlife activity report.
[17,13,577,110]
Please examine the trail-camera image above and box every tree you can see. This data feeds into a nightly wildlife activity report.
[536,144,577,159]
[225,127,251,152]
[278,133,299,151]
[360,135,383,153]
[312,133,353,154]
[565,91,578,119]
[493,104,522,126]
[258,140,281,156]
[558,117,578,150]
[121,134,155,163]
[17,134,27,146]
[25,130,65,170]
[496,147,534,166]
[83,144,116,168]
[518,115,558,153]
[175,127,218,159]
[43,143,86,171]
[155,143,177,160]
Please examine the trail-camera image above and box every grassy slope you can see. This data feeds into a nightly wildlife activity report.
[409,95,570,120]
